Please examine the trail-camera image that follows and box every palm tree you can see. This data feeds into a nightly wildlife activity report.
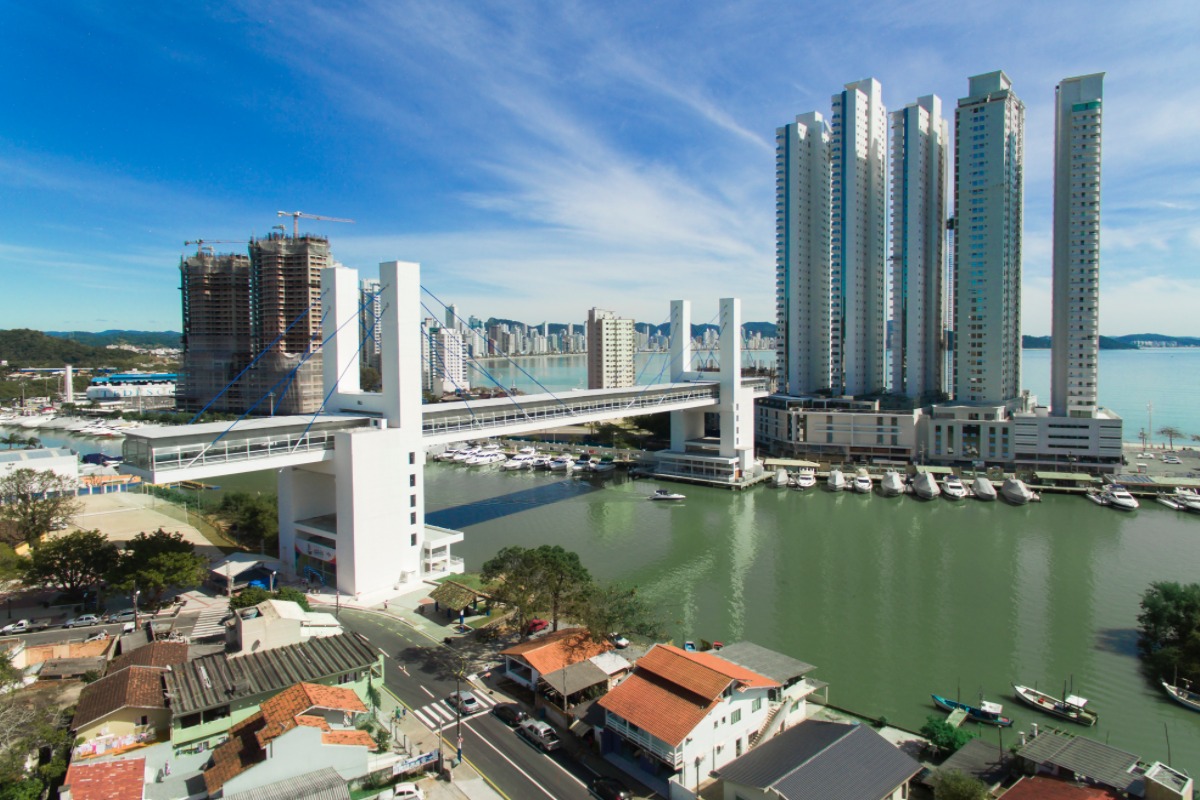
[23,437,40,450]
[1159,426,1184,451]
[1,433,25,450]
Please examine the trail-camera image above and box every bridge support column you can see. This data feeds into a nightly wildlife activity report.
[669,300,704,450]
[717,297,754,472]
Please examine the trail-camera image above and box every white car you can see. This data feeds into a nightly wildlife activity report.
[1164,455,1182,465]
[384,784,424,800]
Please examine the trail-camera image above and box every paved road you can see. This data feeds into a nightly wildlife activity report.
[2,620,129,646]
[339,608,602,800]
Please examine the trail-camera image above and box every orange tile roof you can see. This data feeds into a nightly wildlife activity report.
[634,645,736,698]
[499,628,611,676]
[295,714,332,730]
[108,641,189,674]
[204,712,268,795]
[64,757,145,800]
[322,729,376,748]
[1002,777,1123,800]
[72,666,166,730]
[598,669,719,747]
[255,682,367,746]
[682,649,779,690]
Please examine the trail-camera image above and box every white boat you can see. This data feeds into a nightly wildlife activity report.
[880,471,905,497]
[1103,484,1139,511]
[529,456,552,470]
[791,469,817,490]
[452,447,480,462]
[548,455,574,471]
[773,468,789,488]
[1086,490,1110,507]
[1001,477,1034,505]
[503,453,536,470]
[852,470,873,494]
[467,451,506,466]
[942,475,967,501]
[648,489,686,501]
[972,476,998,501]
[913,472,941,500]
[826,469,846,492]
[1172,488,1200,511]
[435,444,468,462]
[589,459,617,474]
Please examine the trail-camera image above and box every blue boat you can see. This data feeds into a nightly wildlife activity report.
[931,694,1013,726]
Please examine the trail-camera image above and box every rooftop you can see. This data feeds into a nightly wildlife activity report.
[1017,730,1139,792]
[107,641,190,674]
[73,666,167,731]
[222,766,351,800]
[63,756,146,800]
[499,628,611,676]
[1001,776,1124,800]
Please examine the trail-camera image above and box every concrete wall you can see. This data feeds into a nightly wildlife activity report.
[219,725,369,796]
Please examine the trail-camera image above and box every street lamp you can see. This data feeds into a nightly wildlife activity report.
[132,589,141,628]
[269,571,277,593]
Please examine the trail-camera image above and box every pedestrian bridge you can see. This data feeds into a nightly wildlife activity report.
[120,377,769,484]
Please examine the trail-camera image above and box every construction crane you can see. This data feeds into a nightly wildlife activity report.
[276,211,355,238]
[183,239,246,255]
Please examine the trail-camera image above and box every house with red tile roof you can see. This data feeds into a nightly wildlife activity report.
[498,627,612,700]
[201,682,373,798]
[597,643,815,796]
[1001,776,1125,799]
[61,756,146,800]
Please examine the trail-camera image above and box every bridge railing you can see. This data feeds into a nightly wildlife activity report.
[132,429,339,473]
[421,384,719,437]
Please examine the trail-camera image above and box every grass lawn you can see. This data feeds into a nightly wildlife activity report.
[435,572,487,591]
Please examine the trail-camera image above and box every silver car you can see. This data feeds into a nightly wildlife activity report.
[447,690,481,715]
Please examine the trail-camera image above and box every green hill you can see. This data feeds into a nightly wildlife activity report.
[44,330,181,349]
[0,329,146,368]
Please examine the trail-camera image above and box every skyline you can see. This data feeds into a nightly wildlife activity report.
[2,2,1198,334]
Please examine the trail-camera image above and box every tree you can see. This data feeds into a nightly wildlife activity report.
[919,716,974,755]
[0,651,72,799]
[931,769,989,800]
[480,546,546,635]
[0,434,25,451]
[230,586,272,610]
[218,492,279,552]
[531,545,591,632]
[481,545,592,633]
[1137,581,1200,681]
[22,529,118,598]
[107,528,207,608]
[0,469,81,548]
[578,582,666,643]
[360,366,382,392]
[1159,426,1184,450]
[0,544,22,583]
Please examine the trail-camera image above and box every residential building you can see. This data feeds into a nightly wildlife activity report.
[202,682,373,797]
[498,628,613,704]
[598,644,820,796]
[178,251,254,414]
[359,278,383,371]
[222,768,352,800]
[890,94,948,400]
[713,720,921,800]
[829,78,888,396]
[71,666,173,758]
[165,632,381,753]
[227,599,343,656]
[426,325,470,397]
[586,308,635,389]
[755,396,922,464]
[1051,73,1105,418]
[61,757,147,800]
[1015,728,1193,799]
[1001,776,1124,799]
[953,71,1024,404]
[775,111,832,396]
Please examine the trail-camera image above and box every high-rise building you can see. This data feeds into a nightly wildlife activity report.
[890,94,948,400]
[247,233,332,414]
[445,303,459,331]
[178,251,254,413]
[360,278,383,370]
[953,71,1024,404]
[586,308,635,389]
[427,325,469,397]
[775,111,832,396]
[1051,73,1104,418]
[830,78,888,396]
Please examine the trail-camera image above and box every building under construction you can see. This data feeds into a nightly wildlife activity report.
[178,233,332,415]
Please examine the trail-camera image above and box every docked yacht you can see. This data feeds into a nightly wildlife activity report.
[774,468,790,488]
[942,474,967,501]
[912,472,941,500]
[589,458,617,474]
[852,470,873,494]
[1172,488,1200,511]
[880,471,905,497]
[467,451,506,466]
[972,476,998,501]
[503,453,538,470]
[548,455,574,471]
[826,469,846,492]
[452,447,480,462]
[1102,484,1139,511]
[1001,477,1035,505]
[792,468,817,489]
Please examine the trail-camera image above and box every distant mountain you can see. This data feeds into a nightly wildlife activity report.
[1114,333,1200,348]
[0,329,147,368]
[45,330,181,349]
[1023,335,1163,350]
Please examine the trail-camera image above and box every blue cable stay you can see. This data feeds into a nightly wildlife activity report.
[188,288,329,424]
[185,287,385,467]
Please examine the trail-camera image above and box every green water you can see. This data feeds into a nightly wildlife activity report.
[419,463,1200,770]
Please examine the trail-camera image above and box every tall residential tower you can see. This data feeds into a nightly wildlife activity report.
[889,95,948,400]
[953,71,1024,404]
[586,308,635,389]
[1051,73,1104,418]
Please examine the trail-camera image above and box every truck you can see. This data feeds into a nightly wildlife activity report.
[516,719,560,752]
[0,618,53,635]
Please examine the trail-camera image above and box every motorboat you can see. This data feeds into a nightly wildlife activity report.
[467,451,506,466]
[589,458,617,474]
[774,468,789,488]
[1162,679,1200,713]
[931,694,1012,726]
[912,471,941,500]
[1102,484,1139,511]
[852,470,873,494]
[548,455,574,471]
[529,456,552,470]
[972,476,998,501]
[503,453,537,470]
[1001,477,1034,505]
[452,447,480,462]
[942,474,967,501]
[792,469,817,490]
[1012,684,1098,726]
[648,489,686,501]
[436,443,469,462]
[1171,488,1200,511]
[880,471,905,497]
[826,469,846,492]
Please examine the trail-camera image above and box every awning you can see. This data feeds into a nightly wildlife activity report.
[540,660,609,696]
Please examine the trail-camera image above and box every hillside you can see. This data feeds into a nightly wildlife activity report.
[0,329,147,368]
[44,329,181,349]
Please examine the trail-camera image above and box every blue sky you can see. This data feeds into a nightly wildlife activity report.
[2,1,1197,335]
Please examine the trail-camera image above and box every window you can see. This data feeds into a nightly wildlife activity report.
[409,474,416,487]
[411,533,417,547]
[752,697,763,712]
[410,512,417,525]
[731,709,742,724]
[408,452,415,465]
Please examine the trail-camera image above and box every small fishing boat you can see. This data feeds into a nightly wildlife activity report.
[826,469,846,492]
[1162,679,1200,713]
[648,489,686,501]
[972,476,998,501]
[913,472,941,500]
[1012,684,1098,726]
[881,470,905,497]
[931,694,1012,726]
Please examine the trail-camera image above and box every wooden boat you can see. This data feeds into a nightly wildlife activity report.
[1161,679,1200,713]
[1012,684,1098,726]
[931,694,1012,726]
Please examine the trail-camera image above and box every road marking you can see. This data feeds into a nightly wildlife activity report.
[420,685,435,698]
[467,727,562,800]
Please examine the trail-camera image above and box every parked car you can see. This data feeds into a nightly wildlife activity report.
[492,703,528,727]
[1164,455,1183,465]
[105,610,137,624]
[608,632,630,649]
[589,776,633,800]
[526,618,549,635]
[516,719,560,752]
[384,784,424,800]
[447,690,481,715]
[1,618,52,635]
[63,614,101,628]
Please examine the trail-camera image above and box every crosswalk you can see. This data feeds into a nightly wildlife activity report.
[189,599,231,640]
[408,688,499,730]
